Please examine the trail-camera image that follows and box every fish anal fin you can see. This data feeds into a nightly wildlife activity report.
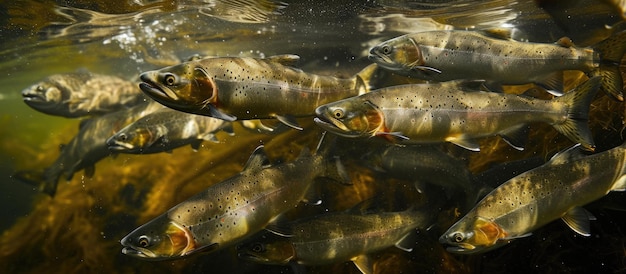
[445,136,480,152]
[548,144,585,165]
[535,71,564,96]
[561,206,595,236]
[611,174,626,191]
[275,115,302,131]
[498,125,528,151]
[243,145,271,171]
[394,232,415,252]
[352,254,374,274]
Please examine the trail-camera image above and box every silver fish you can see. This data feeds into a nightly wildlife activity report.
[440,143,626,254]
[315,77,600,152]
[138,54,377,130]
[368,28,626,99]
[106,108,233,154]
[21,70,146,117]
[120,134,350,260]
[13,101,164,196]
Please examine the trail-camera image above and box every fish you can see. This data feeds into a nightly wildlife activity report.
[119,133,350,260]
[315,77,600,152]
[21,70,147,117]
[138,54,377,130]
[13,101,164,196]
[439,142,626,254]
[368,27,626,99]
[238,199,438,274]
[106,108,233,154]
[365,144,490,212]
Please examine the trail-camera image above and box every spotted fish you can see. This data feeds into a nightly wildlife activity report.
[315,77,600,152]
[106,108,233,154]
[120,134,350,260]
[21,70,146,117]
[138,54,377,130]
[439,142,626,254]
[369,28,626,99]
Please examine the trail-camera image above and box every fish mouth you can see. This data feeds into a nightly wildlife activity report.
[106,138,135,152]
[139,72,180,101]
[21,91,47,103]
[313,117,362,138]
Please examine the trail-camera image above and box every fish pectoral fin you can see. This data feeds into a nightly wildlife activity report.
[266,54,301,67]
[84,165,95,178]
[183,242,219,256]
[301,183,322,206]
[611,175,626,191]
[498,125,529,151]
[243,145,271,171]
[200,133,219,143]
[481,28,513,40]
[502,233,532,240]
[482,81,504,93]
[394,232,416,252]
[375,131,410,142]
[207,105,237,121]
[535,71,564,96]
[548,144,585,165]
[445,136,480,152]
[561,206,596,236]
[222,122,235,136]
[274,115,303,131]
[352,254,374,274]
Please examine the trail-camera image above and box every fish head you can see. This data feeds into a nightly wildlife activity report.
[238,239,295,265]
[314,98,384,138]
[439,216,509,254]
[368,35,424,75]
[21,81,65,113]
[107,127,156,153]
[120,217,197,260]
[139,62,218,115]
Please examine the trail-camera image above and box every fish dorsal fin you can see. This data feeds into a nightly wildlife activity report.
[535,71,564,96]
[352,254,374,274]
[394,232,415,252]
[498,125,529,151]
[266,54,301,67]
[548,144,585,165]
[275,115,302,130]
[243,146,271,171]
[445,136,480,152]
[555,37,574,48]
[481,28,513,40]
[561,206,596,236]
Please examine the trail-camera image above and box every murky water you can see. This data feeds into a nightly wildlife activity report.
[1,0,625,273]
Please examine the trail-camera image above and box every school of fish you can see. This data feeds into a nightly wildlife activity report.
[14,4,626,274]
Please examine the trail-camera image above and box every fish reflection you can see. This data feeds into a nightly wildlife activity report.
[139,55,377,130]
[315,77,600,151]
[106,108,233,154]
[21,70,146,118]
[120,134,351,260]
[369,27,626,99]
[440,142,626,254]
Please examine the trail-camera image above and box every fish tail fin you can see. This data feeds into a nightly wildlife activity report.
[314,132,351,185]
[354,63,379,95]
[552,76,601,151]
[12,169,59,197]
[593,24,626,101]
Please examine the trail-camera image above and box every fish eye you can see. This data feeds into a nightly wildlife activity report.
[36,85,44,92]
[381,45,392,55]
[163,73,177,86]
[333,109,344,119]
[452,232,465,243]
[138,235,150,247]
[251,243,265,253]
[118,133,127,141]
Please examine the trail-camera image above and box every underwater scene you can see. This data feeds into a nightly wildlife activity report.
[1,0,626,273]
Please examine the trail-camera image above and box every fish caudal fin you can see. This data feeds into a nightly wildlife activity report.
[552,77,601,151]
[12,169,60,197]
[354,64,380,95]
[315,132,351,185]
[593,25,626,101]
